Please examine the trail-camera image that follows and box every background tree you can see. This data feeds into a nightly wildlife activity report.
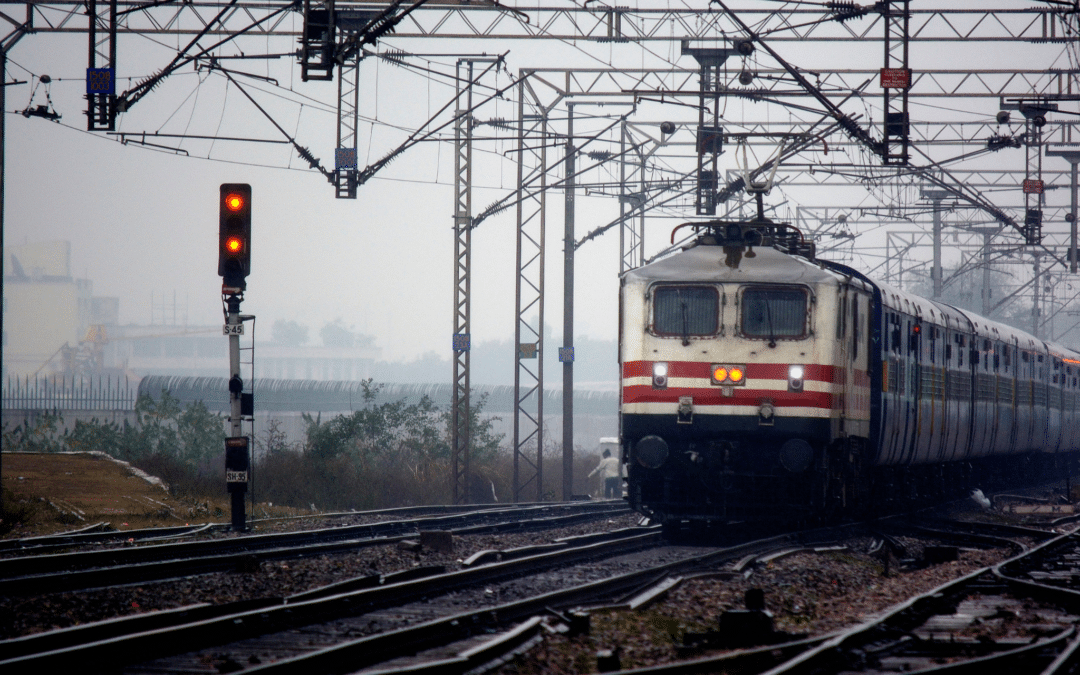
[271,319,309,346]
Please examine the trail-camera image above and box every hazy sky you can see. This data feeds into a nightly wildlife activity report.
[4,1,1076,362]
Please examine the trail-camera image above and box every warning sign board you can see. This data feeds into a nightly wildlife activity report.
[1023,179,1044,194]
[880,68,911,89]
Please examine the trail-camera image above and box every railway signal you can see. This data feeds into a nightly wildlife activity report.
[219,183,251,291]
[218,182,254,531]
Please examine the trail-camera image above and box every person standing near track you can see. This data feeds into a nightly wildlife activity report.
[589,449,622,499]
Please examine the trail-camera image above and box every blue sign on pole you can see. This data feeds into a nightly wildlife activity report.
[86,68,115,95]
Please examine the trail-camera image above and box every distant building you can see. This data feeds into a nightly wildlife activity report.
[256,344,378,381]
[2,241,107,379]
[3,241,380,381]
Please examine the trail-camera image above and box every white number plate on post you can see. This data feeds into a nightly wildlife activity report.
[223,324,245,335]
[226,471,248,483]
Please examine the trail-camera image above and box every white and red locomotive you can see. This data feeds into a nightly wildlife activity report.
[619,220,1080,528]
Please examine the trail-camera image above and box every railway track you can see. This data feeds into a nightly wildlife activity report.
[0,524,662,672]
[4,501,1064,674]
[0,503,538,556]
[744,528,1080,674]
[0,519,864,674]
[0,501,630,595]
[521,517,1068,675]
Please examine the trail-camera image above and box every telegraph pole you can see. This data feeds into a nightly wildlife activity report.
[1046,146,1080,274]
[921,189,951,299]
[562,102,575,502]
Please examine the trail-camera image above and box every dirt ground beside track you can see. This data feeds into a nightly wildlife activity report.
[2,452,209,536]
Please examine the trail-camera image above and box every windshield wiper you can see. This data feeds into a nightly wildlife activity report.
[680,296,691,346]
[763,293,778,348]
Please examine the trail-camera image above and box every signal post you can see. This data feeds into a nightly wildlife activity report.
[219,184,252,531]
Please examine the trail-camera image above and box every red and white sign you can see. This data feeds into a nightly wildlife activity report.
[880,68,911,89]
[1023,179,1044,194]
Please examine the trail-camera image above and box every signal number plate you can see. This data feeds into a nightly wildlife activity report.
[223,324,244,335]
[226,471,248,483]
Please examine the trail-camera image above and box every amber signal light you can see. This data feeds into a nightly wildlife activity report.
[224,193,245,212]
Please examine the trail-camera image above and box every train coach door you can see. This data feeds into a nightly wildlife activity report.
[880,309,905,464]
[925,321,947,463]
[945,327,972,462]
[848,291,872,438]
[904,313,924,465]
[973,336,997,458]
[1050,357,1064,453]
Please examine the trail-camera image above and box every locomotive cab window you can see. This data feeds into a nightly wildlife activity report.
[650,286,719,337]
[740,286,810,340]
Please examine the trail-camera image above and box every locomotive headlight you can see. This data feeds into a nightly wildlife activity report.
[788,364,805,392]
[652,362,669,389]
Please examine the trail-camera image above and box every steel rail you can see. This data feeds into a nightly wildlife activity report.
[755,531,1080,674]
[0,502,538,554]
[0,523,221,555]
[0,502,630,595]
[0,528,665,672]
[230,527,861,674]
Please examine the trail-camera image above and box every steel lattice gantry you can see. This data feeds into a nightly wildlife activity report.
[451,59,475,505]
[86,0,117,131]
[450,57,500,504]
[880,0,910,165]
[14,2,1080,42]
[512,75,555,503]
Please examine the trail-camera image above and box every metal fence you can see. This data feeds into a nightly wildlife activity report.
[2,375,138,411]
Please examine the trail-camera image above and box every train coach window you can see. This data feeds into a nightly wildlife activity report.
[740,286,809,340]
[651,286,719,337]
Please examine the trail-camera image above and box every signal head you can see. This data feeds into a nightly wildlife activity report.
[218,183,252,290]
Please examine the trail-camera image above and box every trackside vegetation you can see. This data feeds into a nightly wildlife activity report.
[1,380,509,512]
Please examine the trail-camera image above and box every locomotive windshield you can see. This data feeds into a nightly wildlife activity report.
[741,286,809,339]
[652,286,719,337]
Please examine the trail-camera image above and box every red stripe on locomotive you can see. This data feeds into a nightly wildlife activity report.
[622,384,835,409]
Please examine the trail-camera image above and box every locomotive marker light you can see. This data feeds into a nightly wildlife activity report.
[710,364,747,385]
[652,362,669,389]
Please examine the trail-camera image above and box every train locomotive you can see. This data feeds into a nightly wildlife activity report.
[619,218,1080,530]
